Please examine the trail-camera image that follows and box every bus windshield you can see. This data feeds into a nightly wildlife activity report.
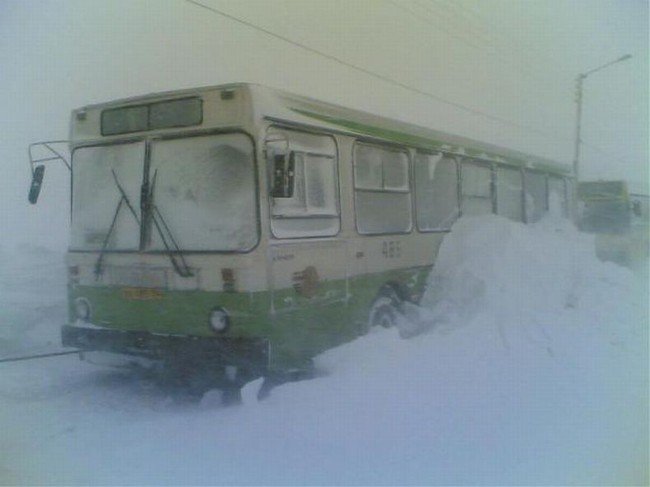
[577,181,630,234]
[148,133,257,251]
[72,142,144,251]
[578,181,627,200]
[71,133,258,252]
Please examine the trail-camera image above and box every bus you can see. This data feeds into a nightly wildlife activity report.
[28,83,573,399]
[577,180,631,234]
[577,180,649,266]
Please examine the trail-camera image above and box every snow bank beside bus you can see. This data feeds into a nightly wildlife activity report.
[1,214,647,485]
[422,213,644,353]
[242,213,647,484]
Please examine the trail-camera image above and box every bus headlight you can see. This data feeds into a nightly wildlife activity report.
[74,297,91,322]
[209,307,230,333]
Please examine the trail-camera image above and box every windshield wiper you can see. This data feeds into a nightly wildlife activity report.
[95,168,193,279]
[147,169,194,278]
[94,198,123,279]
[112,168,140,222]
[94,170,142,279]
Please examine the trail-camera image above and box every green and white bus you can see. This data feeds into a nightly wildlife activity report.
[29,83,573,396]
[576,180,649,266]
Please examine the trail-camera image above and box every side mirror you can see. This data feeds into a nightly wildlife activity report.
[270,152,295,198]
[28,165,45,204]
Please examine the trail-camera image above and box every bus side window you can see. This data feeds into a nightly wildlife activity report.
[354,142,411,235]
[414,152,459,231]
[461,161,493,216]
[495,166,523,222]
[524,171,547,223]
[548,175,568,217]
[265,127,339,238]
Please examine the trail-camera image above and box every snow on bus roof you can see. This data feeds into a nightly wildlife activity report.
[75,82,571,175]
[254,85,570,175]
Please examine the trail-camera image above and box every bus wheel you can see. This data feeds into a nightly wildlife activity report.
[368,295,400,329]
[220,385,243,406]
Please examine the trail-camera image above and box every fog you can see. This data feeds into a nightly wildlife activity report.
[0,1,648,484]
[0,0,647,249]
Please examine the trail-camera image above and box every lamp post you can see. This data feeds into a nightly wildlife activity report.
[572,54,631,182]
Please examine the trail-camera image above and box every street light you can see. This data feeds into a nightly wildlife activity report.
[572,54,632,182]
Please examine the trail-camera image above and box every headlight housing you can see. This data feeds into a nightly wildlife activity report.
[74,297,91,322]
[209,307,230,333]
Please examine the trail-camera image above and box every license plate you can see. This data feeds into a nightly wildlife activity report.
[121,287,164,300]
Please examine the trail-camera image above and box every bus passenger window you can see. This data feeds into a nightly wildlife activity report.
[495,166,523,222]
[354,143,411,235]
[414,153,459,231]
[461,162,493,216]
[524,171,547,223]
[265,127,339,238]
[548,175,568,217]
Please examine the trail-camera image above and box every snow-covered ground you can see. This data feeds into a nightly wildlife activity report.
[1,215,648,485]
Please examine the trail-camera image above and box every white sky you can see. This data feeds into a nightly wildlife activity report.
[0,0,647,249]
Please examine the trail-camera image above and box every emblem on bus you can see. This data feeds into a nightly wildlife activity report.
[292,266,320,298]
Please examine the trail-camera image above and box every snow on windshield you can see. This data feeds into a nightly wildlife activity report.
[148,133,257,251]
[71,142,144,250]
[1,214,647,484]
[70,134,258,253]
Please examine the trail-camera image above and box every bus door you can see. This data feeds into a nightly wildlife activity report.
[265,127,351,362]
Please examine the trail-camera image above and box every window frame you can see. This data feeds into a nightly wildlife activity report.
[352,140,413,236]
[100,97,203,136]
[413,151,461,233]
[494,164,524,222]
[547,174,569,217]
[523,169,549,223]
[70,139,147,252]
[146,131,260,253]
[265,126,341,239]
[69,129,261,254]
[459,158,495,217]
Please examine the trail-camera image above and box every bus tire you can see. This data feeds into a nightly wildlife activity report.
[220,385,243,406]
[369,295,400,329]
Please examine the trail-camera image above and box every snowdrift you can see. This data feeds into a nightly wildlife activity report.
[421,214,645,355]
[0,245,66,356]
[0,214,647,485]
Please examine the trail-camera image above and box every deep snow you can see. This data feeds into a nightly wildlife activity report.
[0,215,648,485]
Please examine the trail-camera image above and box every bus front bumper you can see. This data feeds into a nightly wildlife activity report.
[61,324,270,373]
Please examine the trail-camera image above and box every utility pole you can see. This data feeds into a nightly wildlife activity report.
[572,54,631,182]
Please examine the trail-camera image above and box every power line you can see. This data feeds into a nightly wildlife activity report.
[416,0,567,85]
[386,0,482,50]
[458,1,568,79]
[184,0,632,170]
[426,1,495,46]
[387,0,560,95]
[183,0,566,142]
[581,140,635,168]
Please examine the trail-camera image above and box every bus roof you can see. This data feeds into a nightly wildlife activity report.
[73,82,571,175]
